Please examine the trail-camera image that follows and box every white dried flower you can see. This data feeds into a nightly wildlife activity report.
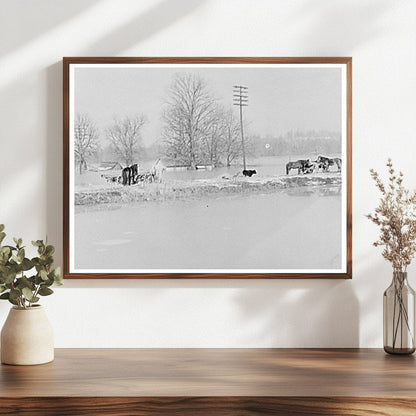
[367,159,416,272]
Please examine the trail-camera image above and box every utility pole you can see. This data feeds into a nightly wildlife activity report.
[233,85,248,170]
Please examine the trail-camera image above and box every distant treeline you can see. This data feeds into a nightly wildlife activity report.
[251,130,342,157]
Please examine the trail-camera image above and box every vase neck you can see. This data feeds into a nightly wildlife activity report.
[393,271,408,284]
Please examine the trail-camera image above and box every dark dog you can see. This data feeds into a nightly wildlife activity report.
[243,169,257,177]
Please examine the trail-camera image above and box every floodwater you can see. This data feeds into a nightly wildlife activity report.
[76,155,342,189]
[74,187,342,270]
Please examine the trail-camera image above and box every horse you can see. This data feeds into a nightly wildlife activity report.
[150,159,166,183]
[122,163,139,185]
[303,162,317,174]
[315,156,342,172]
[286,159,312,175]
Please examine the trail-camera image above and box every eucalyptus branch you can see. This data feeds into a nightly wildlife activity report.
[0,225,62,309]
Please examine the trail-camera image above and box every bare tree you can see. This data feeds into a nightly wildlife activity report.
[162,74,216,169]
[107,115,146,166]
[221,109,242,167]
[74,114,99,174]
[200,108,226,167]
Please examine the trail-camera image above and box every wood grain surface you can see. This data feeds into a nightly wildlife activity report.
[1,348,415,415]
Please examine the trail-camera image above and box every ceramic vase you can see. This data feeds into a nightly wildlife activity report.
[1,305,54,365]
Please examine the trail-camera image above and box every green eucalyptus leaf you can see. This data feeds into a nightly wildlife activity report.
[43,256,54,266]
[0,246,11,257]
[22,287,34,301]
[45,245,55,256]
[0,251,8,266]
[38,287,53,296]
[0,285,6,293]
[3,272,17,284]
[39,269,48,281]
[34,275,43,285]
[17,276,35,290]
[53,267,63,285]
[20,258,33,271]
[17,248,25,262]
[0,232,6,244]
[9,288,21,301]
[0,224,5,232]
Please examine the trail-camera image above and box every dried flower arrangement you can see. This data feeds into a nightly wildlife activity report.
[366,159,416,272]
[367,159,416,354]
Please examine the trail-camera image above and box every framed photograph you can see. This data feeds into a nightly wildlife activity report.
[63,57,352,279]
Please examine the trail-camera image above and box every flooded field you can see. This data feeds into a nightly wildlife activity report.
[75,155,342,189]
[74,186,342,271]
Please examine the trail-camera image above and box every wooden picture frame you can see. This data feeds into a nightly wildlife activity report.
[63,57,352,279]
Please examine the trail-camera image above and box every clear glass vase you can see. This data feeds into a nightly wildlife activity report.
[383,271,415,355]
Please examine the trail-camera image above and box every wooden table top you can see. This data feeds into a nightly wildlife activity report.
[1,348,415,398]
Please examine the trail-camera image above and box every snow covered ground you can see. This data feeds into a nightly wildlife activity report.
[74,172,342,206]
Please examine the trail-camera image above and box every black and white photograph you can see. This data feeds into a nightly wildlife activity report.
[64,58,351,278]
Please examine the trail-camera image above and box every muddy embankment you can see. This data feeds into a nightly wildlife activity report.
[74,174,342,206]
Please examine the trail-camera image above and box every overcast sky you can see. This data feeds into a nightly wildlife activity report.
[74,65,342,147]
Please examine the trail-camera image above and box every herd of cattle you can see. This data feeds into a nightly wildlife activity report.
[286,156,342,175]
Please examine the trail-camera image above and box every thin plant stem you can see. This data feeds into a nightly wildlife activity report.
[391,274,415,350]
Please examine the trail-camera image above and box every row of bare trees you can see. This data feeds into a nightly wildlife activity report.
[74,73,245,174]
[74,114,146,174]
[162,74,243,169]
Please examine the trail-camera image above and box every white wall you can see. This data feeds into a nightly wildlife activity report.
[1,0,415,347]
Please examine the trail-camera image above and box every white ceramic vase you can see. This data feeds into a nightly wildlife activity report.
[1,305,54,365]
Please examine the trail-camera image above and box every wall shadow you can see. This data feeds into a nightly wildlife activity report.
[46,62,63,263]
[82,0,205,55]
[0,0,101,56]
[289,0,393,52]
[233,279,359,347]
